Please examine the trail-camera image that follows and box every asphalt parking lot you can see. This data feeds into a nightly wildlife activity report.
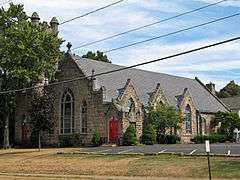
[76,143,240,156]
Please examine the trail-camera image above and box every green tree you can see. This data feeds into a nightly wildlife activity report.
[217,80,240,98]
[29,89,54,151]
[123,124,136,146]
[141,124,156,145]
[0,4,63,148]
[82,51,111,63]
[212,111,240,140]
[148,105,181,136]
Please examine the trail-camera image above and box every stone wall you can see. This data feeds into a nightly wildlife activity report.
[200,113,215,135]
[14,92,32,144]
[179,95,197,143]
[114,80,144,142]
[50,55,110,145]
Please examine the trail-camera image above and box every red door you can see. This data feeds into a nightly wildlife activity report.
[21,126,28,144]
[109,118,118,143]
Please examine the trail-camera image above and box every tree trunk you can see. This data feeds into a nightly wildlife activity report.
[3,114,10,149]
[38,131,41,152]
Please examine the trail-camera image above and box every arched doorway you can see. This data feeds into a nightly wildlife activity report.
[109,117,118,143]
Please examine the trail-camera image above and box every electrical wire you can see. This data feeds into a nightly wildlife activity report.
[60,0,124,25]
[0,36,239,94]
[102,12,240,53]
[72,0,227,50]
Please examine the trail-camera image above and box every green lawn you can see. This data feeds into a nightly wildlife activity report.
[0,148,239,179]
[60,153,240,178]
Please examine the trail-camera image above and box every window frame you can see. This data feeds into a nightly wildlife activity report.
[60,89,74,134]
[185,104,192,134]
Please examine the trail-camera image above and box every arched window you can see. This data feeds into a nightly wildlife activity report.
[81,100,87,133]
[185,105,192,134]
[60,89,74,134]
[127,98,135,113]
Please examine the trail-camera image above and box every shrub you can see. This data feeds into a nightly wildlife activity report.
[191,134,228,144]
[59,134,83,147]
[92,130,102,147]
[191,135,208,144]
[29,130,38,148]
[123,124,137,146]
[166,135,181,144]
[141,124,157,145]
[157,134,180,144]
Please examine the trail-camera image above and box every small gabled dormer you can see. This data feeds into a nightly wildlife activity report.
[176,88,197,141]
[176,88,195,109]
[148,83,168,107]
[114,79,143,116]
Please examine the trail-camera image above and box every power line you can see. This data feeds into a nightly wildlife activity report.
[72,0,227,50]
[102,12,240,53]
[0,36,239,94]
[60,0,124,25]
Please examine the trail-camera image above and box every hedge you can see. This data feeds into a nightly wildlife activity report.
[191,134,228,144]
[158,134,180,144]
[59,134,83,147]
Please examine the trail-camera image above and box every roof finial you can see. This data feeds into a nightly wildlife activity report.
[91,69,95,77]
[91,69,96,80]
[66,42,72,54]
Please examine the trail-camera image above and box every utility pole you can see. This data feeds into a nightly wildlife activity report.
[205,140,212,180]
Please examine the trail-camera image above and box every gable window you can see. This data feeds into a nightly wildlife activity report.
[185,105,192,134]
[127,98,135,113]
[60,89,74,134]
[81,100,87,133]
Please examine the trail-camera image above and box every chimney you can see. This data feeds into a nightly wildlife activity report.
[50,17,59,34]
[31,12,40,25]
[206,82,216,95]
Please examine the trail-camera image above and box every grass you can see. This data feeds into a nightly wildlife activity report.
[0,148,239,179]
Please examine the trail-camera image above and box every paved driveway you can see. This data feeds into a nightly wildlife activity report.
[76,143,240,156]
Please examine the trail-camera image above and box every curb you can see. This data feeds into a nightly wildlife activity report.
[57,151,240,157]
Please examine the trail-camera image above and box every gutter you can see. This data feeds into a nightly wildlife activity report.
[195,77,230,112]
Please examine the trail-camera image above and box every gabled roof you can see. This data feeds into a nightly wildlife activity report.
[73,56,228,113]
[221,96,240,111]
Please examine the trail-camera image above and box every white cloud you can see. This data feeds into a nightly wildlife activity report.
[116,37,240,88]
[4,0,239,89]
[128,0,189,13]
[197,0,240,7]
[122,37,240,71]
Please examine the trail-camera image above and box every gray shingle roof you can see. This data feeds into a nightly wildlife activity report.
[74,56,227,113]
[221,97,240,111]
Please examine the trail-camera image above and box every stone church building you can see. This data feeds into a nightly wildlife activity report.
[14,14,229,146]
[14,49,229,145]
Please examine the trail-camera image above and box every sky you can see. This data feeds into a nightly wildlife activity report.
[3,0,240,90]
